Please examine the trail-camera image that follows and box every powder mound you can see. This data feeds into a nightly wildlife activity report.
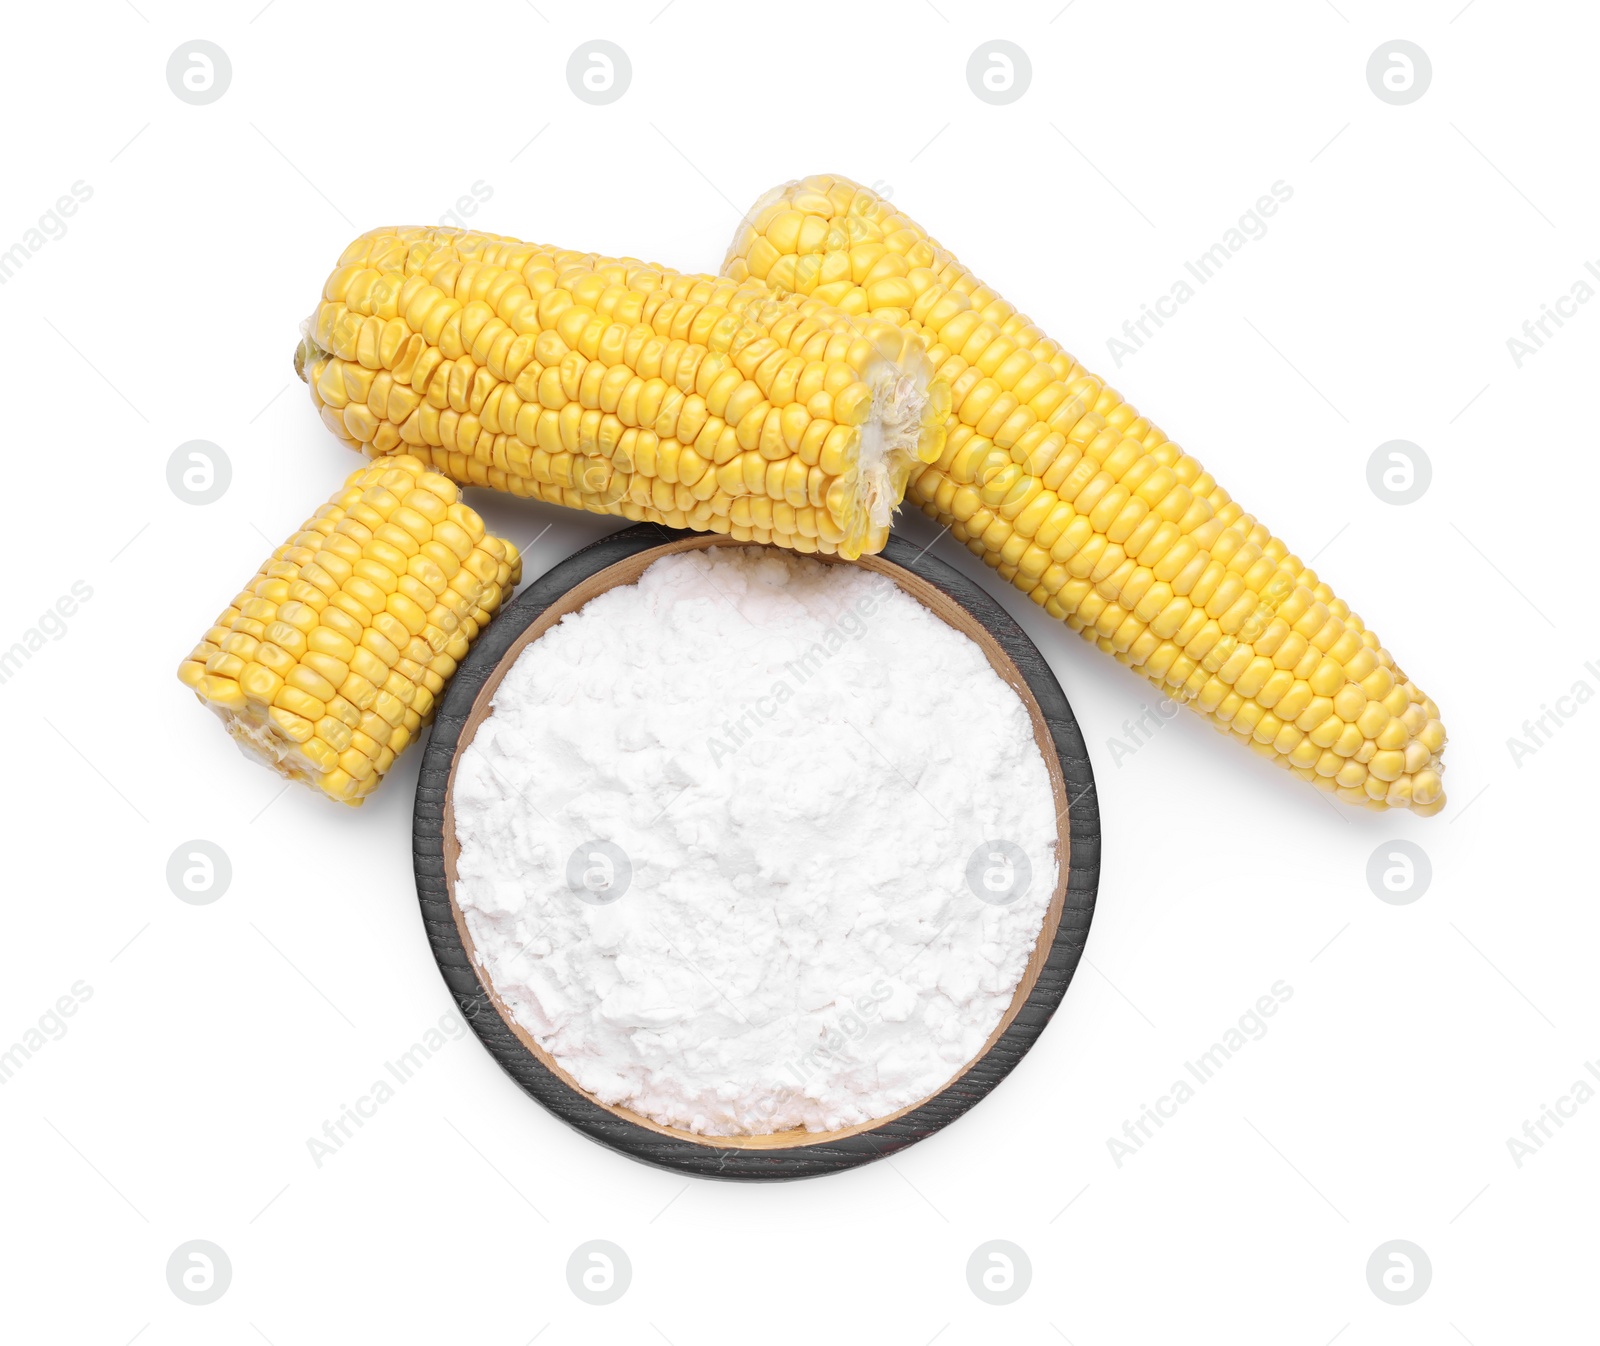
[452,545,1059,1136]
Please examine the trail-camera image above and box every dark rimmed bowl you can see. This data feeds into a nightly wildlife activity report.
[414,524,1099,1180]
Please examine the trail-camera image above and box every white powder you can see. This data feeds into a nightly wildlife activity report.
[451,546,1058,1136]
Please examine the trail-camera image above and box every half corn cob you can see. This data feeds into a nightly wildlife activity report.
[724,176,1446,813]
[177,456,520,805]
[298,227,949,560]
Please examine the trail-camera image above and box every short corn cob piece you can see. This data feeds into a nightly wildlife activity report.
[297,227,949,561]
[725,176,1446,813]
[177,456,521,806]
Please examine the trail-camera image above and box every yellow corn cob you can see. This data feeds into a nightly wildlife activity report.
[725,176,1446,813]
[297,226,949,561]
[177,455,521,806]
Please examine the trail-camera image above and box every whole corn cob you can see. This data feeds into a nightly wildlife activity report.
[177,456,521,805]
[724,176,1446,813]
[298,226,949,561]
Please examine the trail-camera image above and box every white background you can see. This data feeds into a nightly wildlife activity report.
[1,0,1592,1341]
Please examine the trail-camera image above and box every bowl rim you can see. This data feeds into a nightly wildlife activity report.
[414,523,1100,1181]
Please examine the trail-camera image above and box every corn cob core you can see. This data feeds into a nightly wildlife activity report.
[724,176,1446,813]
[177,456,521,806]
[298,227,950,561]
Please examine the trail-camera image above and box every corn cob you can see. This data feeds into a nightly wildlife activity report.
[297,227,949,561]
[724,176,1446,813]
[177,456,520,806]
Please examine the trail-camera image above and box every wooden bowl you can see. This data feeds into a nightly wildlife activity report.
[414,525,1100,1180]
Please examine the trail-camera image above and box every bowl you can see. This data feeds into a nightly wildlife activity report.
[414,525,1100,1180]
